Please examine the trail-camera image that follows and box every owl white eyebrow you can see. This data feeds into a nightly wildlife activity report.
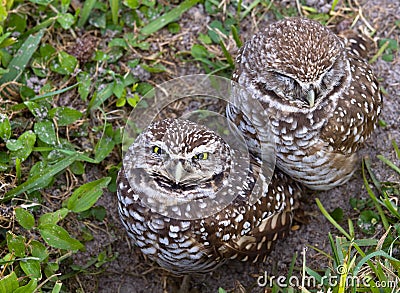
[187,144,216,157]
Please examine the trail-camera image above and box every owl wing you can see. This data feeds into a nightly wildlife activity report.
[320,53,382,155]
[201,165,301,263]
[338,29,376,60]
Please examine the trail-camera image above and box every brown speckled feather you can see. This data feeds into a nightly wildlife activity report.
[227,17,382,190]
[117,119,302,274]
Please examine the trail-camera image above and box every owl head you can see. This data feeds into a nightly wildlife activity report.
[235,17,350,110]
[127,118,232,189]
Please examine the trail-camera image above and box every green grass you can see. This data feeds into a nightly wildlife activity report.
[0,0,399,292]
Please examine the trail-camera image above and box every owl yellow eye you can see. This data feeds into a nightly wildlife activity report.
[193,152,209,160]
[152,146,163,155]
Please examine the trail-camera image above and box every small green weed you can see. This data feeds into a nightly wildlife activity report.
[307,142,400,293]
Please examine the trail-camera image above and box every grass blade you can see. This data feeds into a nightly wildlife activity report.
[377,154,400,175]
[382,190,400,220]
[330,0,340,12]
[30,83,79,101]
[20,17,56,39]
[77,0,97,27]
[285,252,297,291]
[0,30,45,84]
[219,40,234,67]
[141,0,201,36]
[353,250,400,275]
[231,25,242,48]
[369,40,390,64]
[316,198,352,240]
[2,153,79,201]
[364,156,382,192]
[392,140,400,159]
[109,0,119,25]
[362,159,390,230]
[240,0,260,20]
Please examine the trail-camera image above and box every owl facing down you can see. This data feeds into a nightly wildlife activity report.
[117,118,302,274]
[227,17,382,190]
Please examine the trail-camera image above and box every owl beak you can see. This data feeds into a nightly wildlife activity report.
[306,88,315,108]
[167,160,188,184]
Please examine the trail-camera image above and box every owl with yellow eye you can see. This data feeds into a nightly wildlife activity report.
[117,118,302,274]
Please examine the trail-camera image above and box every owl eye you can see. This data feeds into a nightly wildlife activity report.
[152,146,163,155]
[274,72,293,85]
[193,152,209,160]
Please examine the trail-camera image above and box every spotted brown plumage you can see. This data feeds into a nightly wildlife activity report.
[117,118,302,274]
[227,17,382,190]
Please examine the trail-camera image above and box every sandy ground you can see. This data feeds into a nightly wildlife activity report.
[65,1,400,292]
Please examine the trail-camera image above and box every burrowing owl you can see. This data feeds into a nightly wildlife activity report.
[227,17,382,190]
[117,118,302,274]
